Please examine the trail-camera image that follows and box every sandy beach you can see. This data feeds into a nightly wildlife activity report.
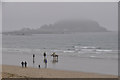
[1,65,118,78]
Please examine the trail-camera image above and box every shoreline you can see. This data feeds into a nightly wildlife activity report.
[1,65,118,78]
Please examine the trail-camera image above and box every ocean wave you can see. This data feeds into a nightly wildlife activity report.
[63,50,75,53]
[2,47,118,60]
[2,48,44,54]
[3,47,118,54]
[2,48,31,52]
[74,46,101,49]
[96,49,113,52]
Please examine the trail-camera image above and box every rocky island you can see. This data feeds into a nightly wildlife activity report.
[3,19,108,35]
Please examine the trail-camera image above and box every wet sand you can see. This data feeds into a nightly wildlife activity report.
[2,65,118,78]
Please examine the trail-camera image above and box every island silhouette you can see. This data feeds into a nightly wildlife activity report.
[3,19,108,35]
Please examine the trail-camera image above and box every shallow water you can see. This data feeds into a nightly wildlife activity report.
[2,32,118,75]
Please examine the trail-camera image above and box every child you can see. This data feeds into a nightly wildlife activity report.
[38,65,41,69]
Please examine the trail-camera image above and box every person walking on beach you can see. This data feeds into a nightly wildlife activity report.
[25,61,27,68]
[43,52,46,58]
[21,61,24,68]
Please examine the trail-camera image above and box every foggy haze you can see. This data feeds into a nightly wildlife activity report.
[2,2,118,32]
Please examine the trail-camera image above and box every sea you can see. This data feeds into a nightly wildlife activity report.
[2,32,118,75]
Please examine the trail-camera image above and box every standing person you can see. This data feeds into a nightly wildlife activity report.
[43,52,46,58]
[33,54,35,68]
[38,65,41,69]
[21,61,24,68]
[33,54,35,64]
[44,58,47,68]
[25,61,27,68]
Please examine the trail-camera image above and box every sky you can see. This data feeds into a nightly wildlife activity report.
[1,0,119,2]
[0,2,1,31]
[2,2,118,31]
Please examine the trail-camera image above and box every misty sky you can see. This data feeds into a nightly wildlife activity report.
[2,2,118,31]
[0,2,1,32]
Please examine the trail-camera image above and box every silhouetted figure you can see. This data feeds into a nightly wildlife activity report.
[38,65,41,69]
[43,52,46,58]
[25,61,27,68]
[33,54,35,64]
[44,58,47,68]
[51,52,58,60]
[33,54,35,68]
[21,61,24,68]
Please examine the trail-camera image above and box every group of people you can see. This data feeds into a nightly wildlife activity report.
[21,52,58,68]
[21,61,27,68]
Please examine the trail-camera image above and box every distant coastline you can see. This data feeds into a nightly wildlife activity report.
[2,20,109,35]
